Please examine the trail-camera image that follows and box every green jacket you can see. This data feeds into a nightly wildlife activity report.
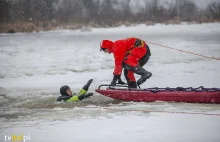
[65,88,87,102]
[57,88,88,102]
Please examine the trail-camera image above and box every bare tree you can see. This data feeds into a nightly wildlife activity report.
[82,0,100,23]
[0,0,10,23]
[57,0,83,23]
[1,0,219,31]
[207,1,220,20]
[96,0,116,26]
[176,0,198,21]
[44,0,55,21]
[148,0,166,22]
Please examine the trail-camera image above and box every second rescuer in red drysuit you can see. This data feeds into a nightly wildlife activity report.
[100,37,152,88]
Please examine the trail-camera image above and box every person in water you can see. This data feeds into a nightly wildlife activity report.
[100,37,152,88]
[57,79,93,102]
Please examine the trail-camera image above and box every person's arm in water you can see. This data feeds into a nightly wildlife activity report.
[65,79,93,102]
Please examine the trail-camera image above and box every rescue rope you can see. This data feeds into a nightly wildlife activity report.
[144,40,220,61]
[83,106,220,116]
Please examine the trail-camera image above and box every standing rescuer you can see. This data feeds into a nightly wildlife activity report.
[100,37,152,88]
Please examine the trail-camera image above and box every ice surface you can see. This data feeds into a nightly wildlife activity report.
[0,23,220,142]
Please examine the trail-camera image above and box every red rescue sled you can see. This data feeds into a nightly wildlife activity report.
[95,85,220,104]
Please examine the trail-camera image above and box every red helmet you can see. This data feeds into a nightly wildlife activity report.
[100,40,113,51]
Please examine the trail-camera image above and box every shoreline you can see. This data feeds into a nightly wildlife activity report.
[1,20,219,34]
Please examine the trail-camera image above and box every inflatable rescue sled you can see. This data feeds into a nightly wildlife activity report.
[95,84,220,104]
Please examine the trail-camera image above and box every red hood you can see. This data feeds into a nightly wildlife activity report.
[100,40,114,52]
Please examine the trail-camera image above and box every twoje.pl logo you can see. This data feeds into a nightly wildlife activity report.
[4,134,30,142]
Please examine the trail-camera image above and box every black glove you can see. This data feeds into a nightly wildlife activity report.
[87,93,93,97]
[110,75,120,86]
[78,93,93,101]
[88,79,93,84]
[118,76,125,84]
[82,79,93,91]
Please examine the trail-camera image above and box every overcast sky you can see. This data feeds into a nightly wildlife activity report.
[193,0,220,9]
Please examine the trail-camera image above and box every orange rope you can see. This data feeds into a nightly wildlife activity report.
[145,40,220,61]
[83,106,220,116]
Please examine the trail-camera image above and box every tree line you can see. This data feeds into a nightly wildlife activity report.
[0,0,220,27]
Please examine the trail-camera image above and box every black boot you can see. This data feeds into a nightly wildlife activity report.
[133,66,152,86]
[128,81,137,88]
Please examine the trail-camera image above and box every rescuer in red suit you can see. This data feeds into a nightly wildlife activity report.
[100,37,152,88]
